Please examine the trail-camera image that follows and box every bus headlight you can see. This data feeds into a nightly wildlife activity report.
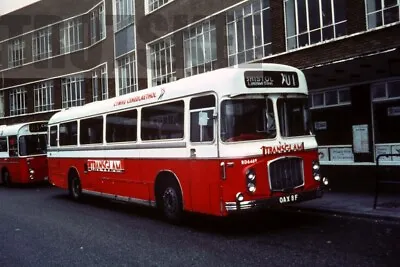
[29,169,35,174]
[236,192,244,202]
[248,183,256,193]
[246,168,256,193]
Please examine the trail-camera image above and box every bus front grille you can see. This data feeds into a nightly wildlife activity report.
[268,157,304,191]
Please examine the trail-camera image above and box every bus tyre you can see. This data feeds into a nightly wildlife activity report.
[160,183,183,224]
[69,175,82,201]
[2,170,12,187]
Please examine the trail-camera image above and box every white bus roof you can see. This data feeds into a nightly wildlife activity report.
[0,121,48,137]
[49,63,308,125]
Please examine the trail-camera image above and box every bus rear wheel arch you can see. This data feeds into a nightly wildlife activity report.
[154,172,183,223]
[68,168,82,201]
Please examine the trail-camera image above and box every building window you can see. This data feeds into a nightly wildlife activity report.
[372,80,400,160]
[115,0,134,31]
[92,65,109,101]
[60,17,83,54]
[284,0,347,50]
[0,92,4,118]
[309,88,351,108]
[32,27,52,61]
[227,0,272,66]
[183,20,217,77]
[90,3,106,44]
[61,74,85,108]
[146,0,172,13]
[101,66,108,100]
[8,39,25,68]
[366,0,400,29]
[92,70,99,101]
[309,88,353,150]
[116,53,137,95]
[34,81,54,112]
[9,87,27,116]
[149,37,176,86]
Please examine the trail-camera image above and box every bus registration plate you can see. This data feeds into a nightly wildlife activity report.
[279,194,298,204]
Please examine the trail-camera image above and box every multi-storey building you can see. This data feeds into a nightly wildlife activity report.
[0,0,399,191]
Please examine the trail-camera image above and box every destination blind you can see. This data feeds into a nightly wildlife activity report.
[244,71,299,88]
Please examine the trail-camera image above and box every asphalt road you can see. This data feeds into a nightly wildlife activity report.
[0,184,399,267]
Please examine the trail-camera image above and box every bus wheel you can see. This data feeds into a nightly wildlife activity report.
[160,183,183,224]
[69,175,82,200]
[2,170,12,187]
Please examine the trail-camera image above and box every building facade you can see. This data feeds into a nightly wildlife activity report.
[0,0,399,191]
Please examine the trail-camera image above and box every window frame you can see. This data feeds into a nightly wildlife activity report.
[79,115,105,145]
[105,109,138,144]
[309,88,351,109]
[189,94,217,144]
[148,37,176,87]
[33,81,54,112]
[60,17,83,54]
[283,0,347,51]
[365,0,400,30]
[114,0,135,32]
[140,100,185,141]
[32,27,52,61]
[226,0,272,66]
[116,52,138,96]
[61,74,85,108]
[9,87,27,116]
[8,38,25,68]
[145,0,173,14]
[0,92,5,118]
[183,19,217,77]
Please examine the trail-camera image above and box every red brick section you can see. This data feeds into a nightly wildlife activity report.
[347,0,367,34]
[270,0,285,55]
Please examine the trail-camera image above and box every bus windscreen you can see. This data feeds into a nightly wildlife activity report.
[18,134,47,156]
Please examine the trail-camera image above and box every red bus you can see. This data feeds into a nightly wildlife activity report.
[47,63,328,222]
[0,121,49,186]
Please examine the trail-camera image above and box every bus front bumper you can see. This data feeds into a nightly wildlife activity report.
[225,188,324,213]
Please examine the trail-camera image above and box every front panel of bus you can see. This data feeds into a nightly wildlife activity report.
[217,77,324,214]
[16,123,48,183]
[18,133,48,183]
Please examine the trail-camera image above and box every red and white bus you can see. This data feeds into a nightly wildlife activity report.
[47,63,328,222]
[0,121,49,186]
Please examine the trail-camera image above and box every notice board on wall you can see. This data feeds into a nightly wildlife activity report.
[352,124,370,153]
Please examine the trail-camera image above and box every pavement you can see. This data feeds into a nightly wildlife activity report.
[287,190,400,221]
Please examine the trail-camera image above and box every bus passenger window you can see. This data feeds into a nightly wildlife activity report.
[141,101,184,141]
[8,136,18,157]
[0,137,8,152]
[190,95,216,143]
[106,109,137,143]
[80,116,104,145]
[49,126,58,147]
[59,121,78,146]
[190,110,214,142]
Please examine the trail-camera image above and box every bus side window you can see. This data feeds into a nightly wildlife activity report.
[49,126,58,147]
[190,95,216,143]
[80,116,104,145]
[106,109,137,143]
[141,101,184,141]
[0,137,8,152]
[59,121,78,146]
[8,136,18,157]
